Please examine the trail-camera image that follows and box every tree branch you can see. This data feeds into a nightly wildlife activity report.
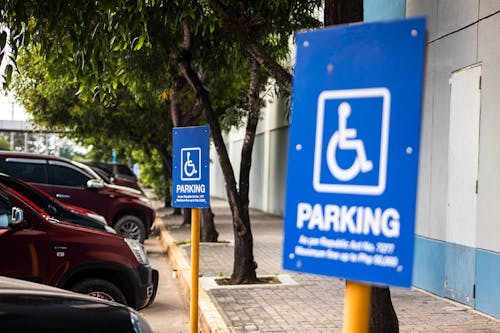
[209,0,292,93]
[239,57,260,206]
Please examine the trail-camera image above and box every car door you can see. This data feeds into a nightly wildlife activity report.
[0,193,49,284]
[42,161,111,218]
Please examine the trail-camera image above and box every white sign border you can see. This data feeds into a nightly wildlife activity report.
[313,87,391,195]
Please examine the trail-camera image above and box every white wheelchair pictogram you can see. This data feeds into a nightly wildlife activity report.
[313,88,390,195]
[326,102,373,181]
[183,152,198,177]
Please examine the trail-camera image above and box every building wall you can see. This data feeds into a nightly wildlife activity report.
[407,0,500,318]
[209,0,500,319]
[209,90,289,215]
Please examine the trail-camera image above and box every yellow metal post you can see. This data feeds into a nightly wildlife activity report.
[190,208,200,333]
[342,281,371,333]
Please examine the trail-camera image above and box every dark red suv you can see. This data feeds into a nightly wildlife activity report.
[0,184,158,309]
[0,151,155,242]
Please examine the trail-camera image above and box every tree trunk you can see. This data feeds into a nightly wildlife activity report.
[201,207,218,242]
[174,36,258,283]
[328,0,364,25]
[324,1,335,26]
[172,208,182,215]
[230,204,257,283]
[181,208,191,226]
[369,287,399,333]
[230,56,261,284]
[164,188,171,208]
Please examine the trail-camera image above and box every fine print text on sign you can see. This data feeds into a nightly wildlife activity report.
[172,126,210,208]
[283,17,426,288]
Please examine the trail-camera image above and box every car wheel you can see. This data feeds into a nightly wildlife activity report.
[114,215,146,243]
[71,278,127,305]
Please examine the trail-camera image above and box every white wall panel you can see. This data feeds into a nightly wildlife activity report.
[268,127,288,215]
[446,65,481,248]
[406,0,438,40]
[428,26,478,240]
[230,139,243,186]
[479,0,500,18]
[209,142,228,199]
[415,44,434,237]
[249,134,265,210]
[476,14,500,252]
[437,0,479,38]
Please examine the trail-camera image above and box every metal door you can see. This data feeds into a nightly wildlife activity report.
[445,64,481,306]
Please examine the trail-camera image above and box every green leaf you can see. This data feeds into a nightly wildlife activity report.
[0,31,7,50]
[4,64,13,85]
[134,35,145,51]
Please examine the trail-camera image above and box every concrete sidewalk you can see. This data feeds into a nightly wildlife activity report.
[154,197,500,333]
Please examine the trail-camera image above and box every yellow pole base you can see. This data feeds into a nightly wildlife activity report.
[342,281,371,333]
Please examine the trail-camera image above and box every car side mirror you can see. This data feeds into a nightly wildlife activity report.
[86,179,104,189]
[10,207,24,228]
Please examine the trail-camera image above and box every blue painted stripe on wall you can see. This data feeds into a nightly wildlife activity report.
[364,0,406,22]
[476,249,500,319]
[444,243,475,306]
[413,236,445,297]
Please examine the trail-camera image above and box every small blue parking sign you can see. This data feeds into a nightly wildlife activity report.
[283,18,426,287]
[172,126,210,208]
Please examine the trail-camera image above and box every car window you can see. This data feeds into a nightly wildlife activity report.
[0,194,11,228]
[0,178,46,209]
[0,160,47,184]
[48,165,91,187]
[115,165,135,177]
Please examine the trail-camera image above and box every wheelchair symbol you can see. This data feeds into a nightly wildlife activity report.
[181,147,201,181]
[184,152,198,177]
[313,88,391,195]
[326,102,373,181]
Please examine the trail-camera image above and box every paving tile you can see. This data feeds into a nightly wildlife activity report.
[155,198,500,333]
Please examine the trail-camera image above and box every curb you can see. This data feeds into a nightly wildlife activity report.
[157,221,230,333]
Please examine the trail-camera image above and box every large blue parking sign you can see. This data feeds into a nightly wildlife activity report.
[283,18,426,287]
[172,126,210,208]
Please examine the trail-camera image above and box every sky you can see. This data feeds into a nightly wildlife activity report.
[0,94,29,121]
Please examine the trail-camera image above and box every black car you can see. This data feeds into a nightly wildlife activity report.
[84,161,144,193]
[0,276,152,333]
[0,173,115,233]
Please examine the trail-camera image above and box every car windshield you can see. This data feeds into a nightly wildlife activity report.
[90,167,112,183]
[71,161,103,180]
[115,165,135,177]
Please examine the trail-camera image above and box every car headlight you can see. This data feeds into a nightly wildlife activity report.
[87,213,108,225]
[130,309,153,333]
[124,238,149,265]
[138,197,152,207]
[105,225,117,234]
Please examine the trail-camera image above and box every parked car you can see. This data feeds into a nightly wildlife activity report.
[0,151,155,242]
[0,275,153,333]
[84,161,144,193]
[0,184,158,309]
[0,173,115,233]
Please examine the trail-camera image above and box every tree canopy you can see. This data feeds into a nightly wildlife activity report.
[1,0,323,284]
